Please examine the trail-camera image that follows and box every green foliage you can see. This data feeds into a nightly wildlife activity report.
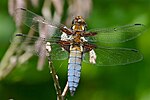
[0,0,150,100]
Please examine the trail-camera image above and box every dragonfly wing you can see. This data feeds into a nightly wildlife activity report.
[14,8,65,35]
[14,33,68,60]
[83,47,143,66]
[34,43,68,60]
[87,24,145,43]
[50,44,69,60]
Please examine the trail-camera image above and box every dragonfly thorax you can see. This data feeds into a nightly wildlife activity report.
[71,31,84,43]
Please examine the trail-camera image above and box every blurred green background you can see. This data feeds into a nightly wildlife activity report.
[0,0,150,100]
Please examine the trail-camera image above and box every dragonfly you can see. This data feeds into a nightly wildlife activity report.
[14,8,145,96]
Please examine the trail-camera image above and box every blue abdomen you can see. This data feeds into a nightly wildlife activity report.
[68,50,82,96]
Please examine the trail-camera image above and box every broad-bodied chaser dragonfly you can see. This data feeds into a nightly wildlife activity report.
[14,8,145,96]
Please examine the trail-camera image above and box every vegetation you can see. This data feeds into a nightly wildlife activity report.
[0,0,150,100]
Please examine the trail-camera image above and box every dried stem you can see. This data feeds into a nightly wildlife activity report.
[48,59,63,100]
[48,63,69,99]
[0,0,26,80]
[46,46,64,100]
[0,31,20,79]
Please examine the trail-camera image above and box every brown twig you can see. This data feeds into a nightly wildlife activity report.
[48,60,63,100]
[45,42,63,100]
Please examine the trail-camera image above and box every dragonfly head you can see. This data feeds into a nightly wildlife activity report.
[71,16,87,31]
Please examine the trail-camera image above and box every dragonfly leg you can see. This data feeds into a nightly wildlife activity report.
[80,45,84,52]
[89,49,97,64]
[81,37,88,42]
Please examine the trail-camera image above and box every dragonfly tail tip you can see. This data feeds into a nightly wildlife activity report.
[70,91,75,96]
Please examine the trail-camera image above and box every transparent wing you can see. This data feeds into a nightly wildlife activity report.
[14,33,68,60]
[87,24,145,43]
[83,47,143,66]
[50,44,69,60]
[14,8,66,35]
